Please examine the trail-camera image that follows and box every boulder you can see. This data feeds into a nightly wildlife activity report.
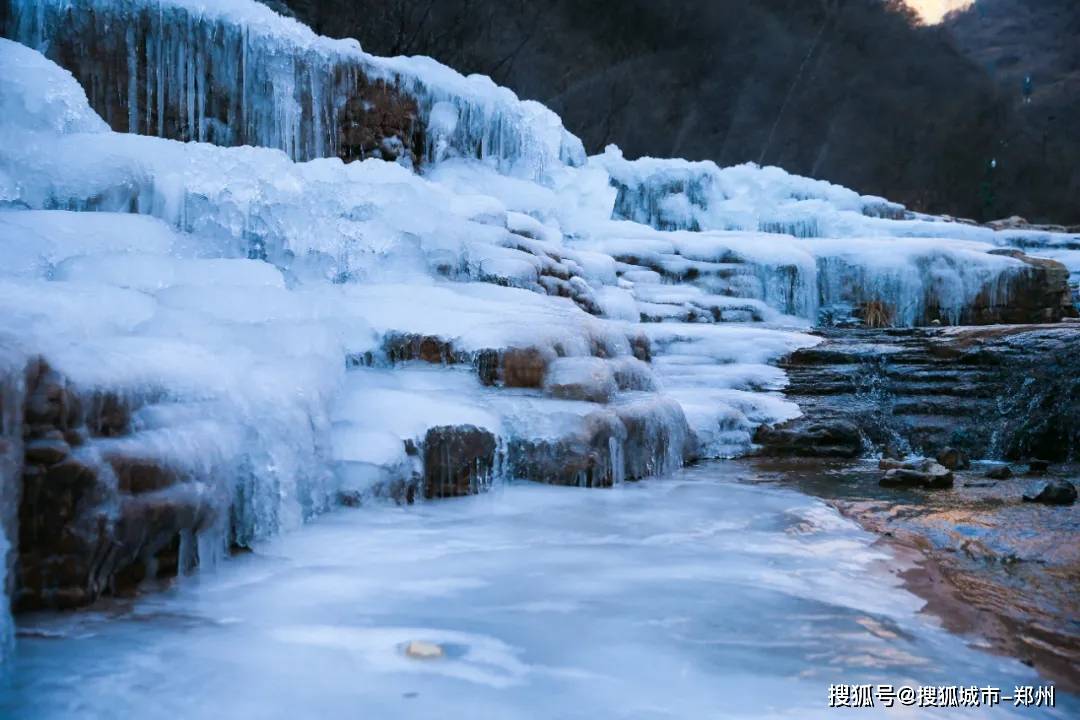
[1022,481,1077,506]
[880,460,954,489]
[985,464,1013,480]
[754,420,862,458]
[935,447,970,471]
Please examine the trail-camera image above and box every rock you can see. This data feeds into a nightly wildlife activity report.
[544,357,618,404]
[383,332,457,365]
[107,454,184,494]
[24,437,70,465]
[614,396,692,480]
[935,447,970,471]
[509,411,627,488]
[775,325,1080,461]
[879,458,906,470]
[880,460,954,489]
[64,427,88,447]
[1022,481,1077,506]
[422,425,497,499]
[1026,459,1051,475]
[609,356,656,392]
[85,391,132,437]
[499,346,553,388]
[754,420,862,459]
[628,332,652,362]
[882,443,904,461]
[985,464,1013,480]
[403,640,444,660]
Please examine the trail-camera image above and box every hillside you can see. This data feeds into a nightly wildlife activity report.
[281,0,1078,224]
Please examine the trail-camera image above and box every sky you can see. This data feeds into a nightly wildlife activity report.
[905,0,974,23]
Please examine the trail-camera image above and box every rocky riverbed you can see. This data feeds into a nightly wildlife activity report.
[736,456,1080,693]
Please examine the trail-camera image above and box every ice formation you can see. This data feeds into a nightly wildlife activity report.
[0,0,1076,620]
[5,0,585,179]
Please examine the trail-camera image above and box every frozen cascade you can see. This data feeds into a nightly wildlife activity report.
[3,0,585,179]
[0,0,1074,625]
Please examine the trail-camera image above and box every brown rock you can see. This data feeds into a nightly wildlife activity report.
[422,425,497,499]
[24,437,70,465]
[107,454,184,494]
[500,347,552,388]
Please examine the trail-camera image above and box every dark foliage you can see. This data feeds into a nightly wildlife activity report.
[280,0,1079,224]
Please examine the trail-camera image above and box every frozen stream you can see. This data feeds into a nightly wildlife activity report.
[0,463,1072,719]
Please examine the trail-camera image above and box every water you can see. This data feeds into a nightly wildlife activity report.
[0,463,1071,719]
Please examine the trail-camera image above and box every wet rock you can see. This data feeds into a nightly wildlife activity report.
[754,420,862,459]
[422,425,497,499]
[936,447,971,471]
[879,458,906,470]
[882,443,904,461]
[1026,459,1051,475]
[1022,481,1077,506]
[985,464,1013,480]
[24,437,70,465]
[880,460,954,489]
[775,325,1080,461]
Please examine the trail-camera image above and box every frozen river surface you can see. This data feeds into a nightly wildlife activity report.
[1,463,1072,719]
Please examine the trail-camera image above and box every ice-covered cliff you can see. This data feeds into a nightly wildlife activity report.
[0,0,1075,621]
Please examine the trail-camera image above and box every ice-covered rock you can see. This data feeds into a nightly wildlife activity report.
[5,0,584,179]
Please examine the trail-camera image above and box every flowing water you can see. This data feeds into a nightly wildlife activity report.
[1,463,1072,719]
